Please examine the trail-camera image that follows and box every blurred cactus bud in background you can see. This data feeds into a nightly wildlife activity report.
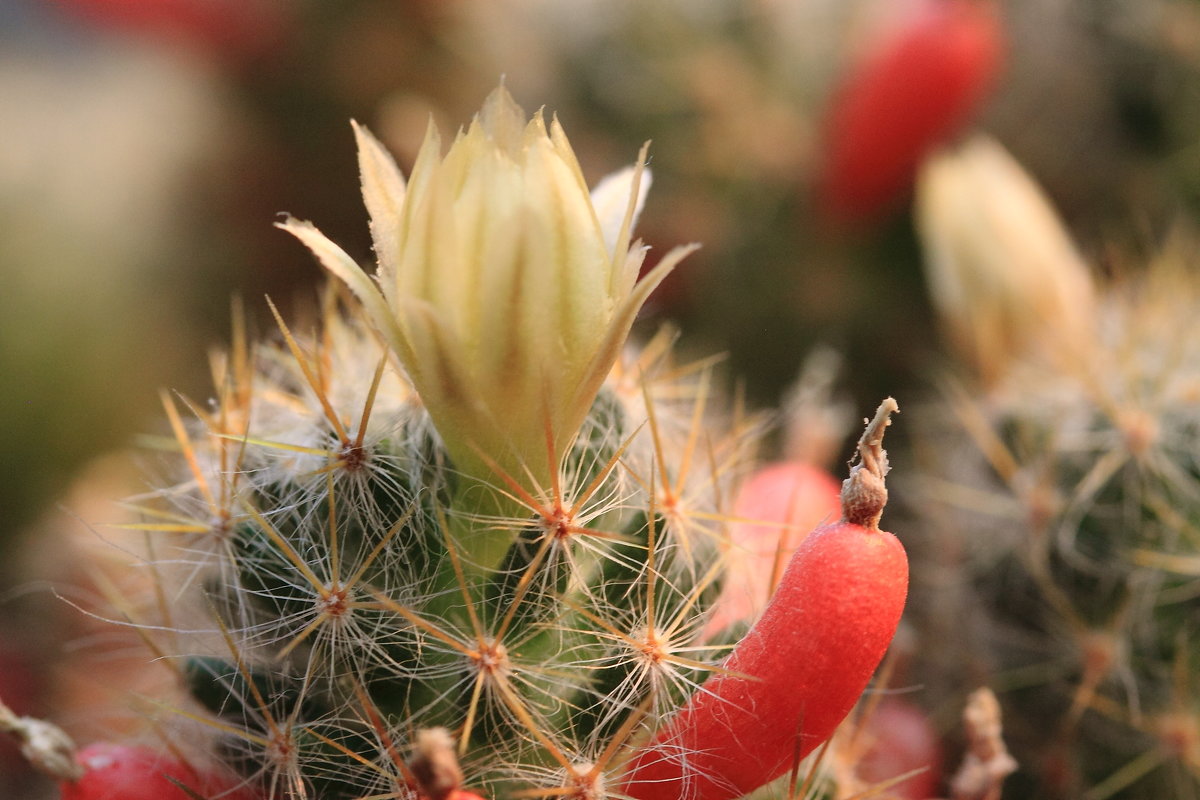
[816,0,1004,225]
[915,134,1097,383]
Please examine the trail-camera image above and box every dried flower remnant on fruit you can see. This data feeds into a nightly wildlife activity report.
[841,397,898,529]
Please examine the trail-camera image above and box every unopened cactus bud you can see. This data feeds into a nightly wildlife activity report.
[915,209,1200,795]
[915,135,1096,383]
[281,86,697,518]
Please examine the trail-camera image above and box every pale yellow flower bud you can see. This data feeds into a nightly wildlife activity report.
[916,135,1096,383]
[280,87,695,499]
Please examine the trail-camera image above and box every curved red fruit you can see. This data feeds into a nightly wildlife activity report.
[816,0,1004,224]
[857,698,943,800]
[703,461,841,639]
[61,742,256,800]
[622,521,908,800]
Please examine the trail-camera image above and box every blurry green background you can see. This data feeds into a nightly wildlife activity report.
[3,0,1200,791]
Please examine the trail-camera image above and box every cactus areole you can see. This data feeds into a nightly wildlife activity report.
[621,399,908,800]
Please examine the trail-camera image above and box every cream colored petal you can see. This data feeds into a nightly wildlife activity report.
[440,121,486,198]
[521,107,550,151]
[399,296,474,413]
[572,242,699,423]
[550,115,622,304]
[421,162,473,330]
[607,142,651,294]
[276,217,413,366]
[617,243,699,326]
[456,147,522,354]
[351,120,406,294]
[590,164,652,261]
[478,84,528,156]
[614,240,649,302]
[400,296,516,483]
[549,116,596,203]
[396,157,461,320]
[395,119,444,301]
[521,137,611,366]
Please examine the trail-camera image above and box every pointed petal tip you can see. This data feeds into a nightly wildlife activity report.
[591,164,655,258]
[350,118,375,147]
[478,84,529,152]
[274,214,312,233]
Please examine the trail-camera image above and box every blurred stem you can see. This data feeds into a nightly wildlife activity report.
[448,477,524,581]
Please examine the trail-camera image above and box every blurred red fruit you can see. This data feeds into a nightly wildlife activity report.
[61,742,256,800]
[857,698,944,799]
[703,460,841,639]
[816,0,1004,225]
[46,0,291,65]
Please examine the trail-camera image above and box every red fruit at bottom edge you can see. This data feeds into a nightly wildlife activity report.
[621,520,908,800]
[61,742,256,800]
[447,791,490,800]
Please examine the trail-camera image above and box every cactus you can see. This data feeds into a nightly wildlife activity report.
[46,88,912,800]
[142,298,744,800]
[914,136,1200,799]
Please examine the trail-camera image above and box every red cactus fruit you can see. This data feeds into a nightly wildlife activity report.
[621,400,908,800]
[61,742,256,800]
[816,0,1004,224]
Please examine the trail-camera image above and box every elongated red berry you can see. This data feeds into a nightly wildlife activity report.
[61,742,256,800]
[621,400,907,800]
[816,0,1004,224]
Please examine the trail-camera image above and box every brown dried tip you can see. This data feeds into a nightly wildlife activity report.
[949,688,1017,800]
[410,728,463,800]
[840,397,899,529]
